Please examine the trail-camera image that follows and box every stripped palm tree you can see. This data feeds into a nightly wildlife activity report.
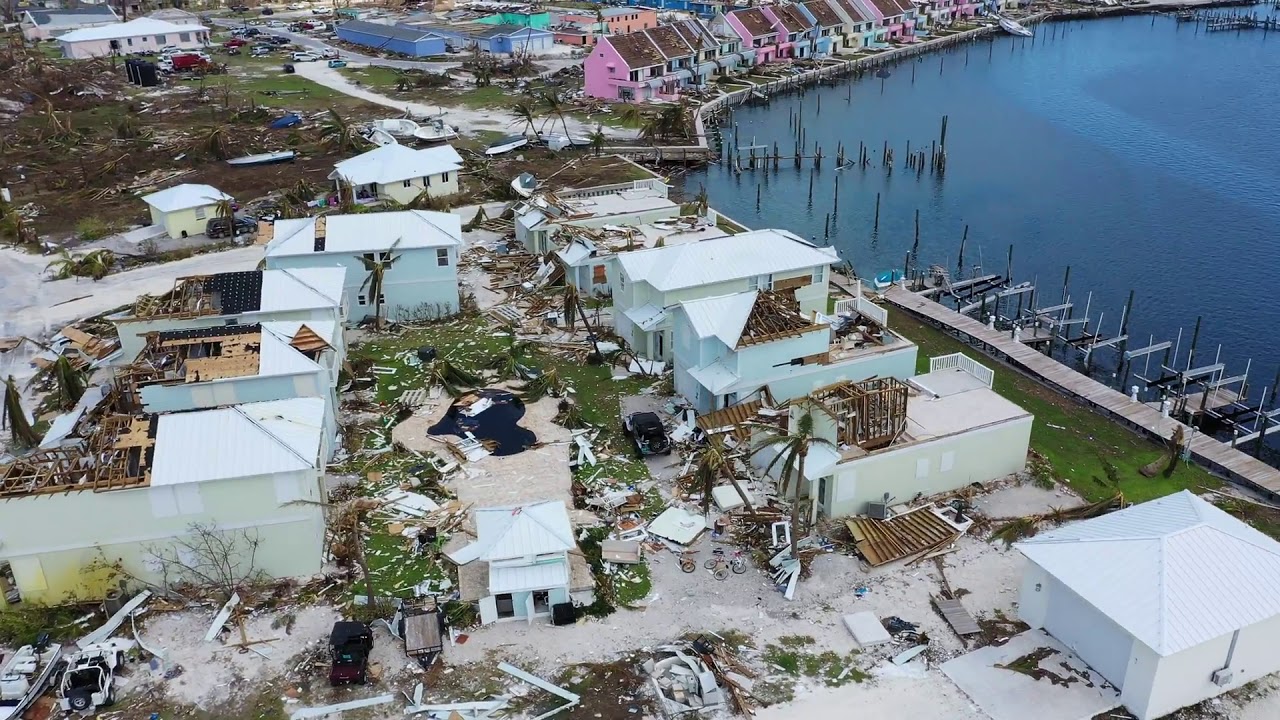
[616,104,645,129]
[355,238,401,329]
[485,327,537,380]
[694,184,710,216]
[319,107,365,153]
[2,375,38,448]
[426,358,482,398]
[518,366,566,403]
[201,123,231,160]
[27,355,86,412]
[510,100,539,138]
[590,125,607,157]
[751,410,836,556]
[694,434,754,516]
[539,91,573,138]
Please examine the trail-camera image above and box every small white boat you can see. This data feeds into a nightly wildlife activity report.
[485,134,529,156]
[0,640,64,720]
[226,150,296,166]
[412,118,459,143]
[999,17,1034,37]
[362,126,399,146]
[542,133,591,152]
[511,172,537,198]
[371,117,420,138]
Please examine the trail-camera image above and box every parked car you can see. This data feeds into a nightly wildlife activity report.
[267,35,292,45]
[267,20,286,27]
[230,4,250,11]
[622,411,672,457]
[287,3,306,9]
[311,8,328,14]
[320,48,339,59]
[261,6,275,15]
[157,44,179,55]
[290,51,321,62]
[223,38,247,48]
[327,59,346,68]
[205,217,256,239]
[328,622,373,686]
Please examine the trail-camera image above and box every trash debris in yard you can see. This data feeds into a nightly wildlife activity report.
[377,487,440,518]
[646,507,707,546]
[396,598,445,669]
[79,590,151,649]
[404,699,509,719]
[497,662,580,720]
[933,595,981,637]
[601,539,644,564]
[642,641,760,717]
[203,592,240,643]
[289,694,397,719]
[842,611,893,649]
[712,485,755,512]
[844,503,970,567]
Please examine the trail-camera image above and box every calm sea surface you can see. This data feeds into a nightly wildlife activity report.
[682,11,1280,402]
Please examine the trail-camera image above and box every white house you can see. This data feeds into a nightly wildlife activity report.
[1016,491,1280,720]
[264,211,463,323]
[0,398,328,608]
[111,267,348,361]
[554,218,727,297]
[117,321,342,455]
[141,183,232,239]
[57,17,210,59]
[613,230,840,362]
[329,144,463,205]
[514,179,679,257]
[147,8,203,26]
[447,501,593,625]
[673,289,917,413]
[20,6,120,41]
[752,354,1032,518]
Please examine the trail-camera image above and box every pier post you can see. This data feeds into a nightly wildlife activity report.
[874,192,880,231]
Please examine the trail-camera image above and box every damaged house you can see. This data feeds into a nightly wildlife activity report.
[0,398,329,607]
[264,211,462,324]
[752,354,1032,518]
[110,268,348,361]
[613,230,840,363]
[447,501,594,625]
[672,285,917,413]
[514,177,678,257]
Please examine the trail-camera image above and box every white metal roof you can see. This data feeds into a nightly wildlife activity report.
[622,303,668,332]
[141,183,231,213]
[259,267,347,311]
[449,501,575,564]
[489,561,569,594]
[59,17,207,43]
[266,210,462,258]
[330,143,462,186]
[150,397,324,485]
[679,291,758,347]
[616,229,839,293]
[258,325,326,377]
[688,360,740,394]
[1017,491,1280,656]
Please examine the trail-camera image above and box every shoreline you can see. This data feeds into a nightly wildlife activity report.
[621,0,1261,160]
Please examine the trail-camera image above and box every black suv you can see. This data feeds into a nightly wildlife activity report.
[205,216,256,239]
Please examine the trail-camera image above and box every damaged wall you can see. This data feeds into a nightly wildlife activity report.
[114,307,340,364]
[0,469,326,604]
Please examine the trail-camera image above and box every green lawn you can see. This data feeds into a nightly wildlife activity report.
[889,308,1220,504]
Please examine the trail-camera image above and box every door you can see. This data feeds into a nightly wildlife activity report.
[524,593,536,625]
[1044,581,1132,688]
[479,596,498,625]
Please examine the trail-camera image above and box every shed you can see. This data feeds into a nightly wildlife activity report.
[20,6,120,41]
[141,183,232,239]
[334,19,447,57]
[1016,491,1280,720]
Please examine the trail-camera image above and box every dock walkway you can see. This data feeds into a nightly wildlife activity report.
[883,285,1280,498]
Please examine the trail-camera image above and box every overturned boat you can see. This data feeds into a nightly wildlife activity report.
[999,16,1034,37]
[361,126,399,147]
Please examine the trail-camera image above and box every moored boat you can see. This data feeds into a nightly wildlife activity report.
[412,118,459,143]
[999,16,1034,37]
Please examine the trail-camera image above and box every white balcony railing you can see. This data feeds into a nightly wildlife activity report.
[929,353,994,388]
[833,296,888,328]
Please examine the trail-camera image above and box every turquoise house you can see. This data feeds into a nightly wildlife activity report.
[475,11,552,30]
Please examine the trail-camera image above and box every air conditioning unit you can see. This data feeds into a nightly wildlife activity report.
[866,501,889,520]
[1211,668,1234,687]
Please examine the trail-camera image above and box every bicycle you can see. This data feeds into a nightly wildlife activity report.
[703,548,748,580]
[678,551,698,573]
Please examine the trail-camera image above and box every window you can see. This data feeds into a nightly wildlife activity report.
[748,274,773,291]
[441,171,450,183]
[532,590,550,614]
[608,66,615,74]
[363,252,392,262]
[357,294,367,306]
[436,248,450,266]
[179,32,190,42]
[155,34,166,43]
[812,266,824,284]
[592,264,607,285]
[194,206,207,220]
[495,593,515,618]
[126,38,133,46]
[403,179,412,188]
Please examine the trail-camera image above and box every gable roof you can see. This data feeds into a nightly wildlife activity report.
[150,398,324,485]
[679,291,759,347]
[772,4,816,33]
[643,24,694,60]
[59,17,207,43]
[803,0,845,28]
[868,0,907,18]
[1017,491,1280,656]
[266,210,462,258]
[330,143,462,185]
[339,19,439,42]
[729,8,777,38]
[605,28,666,69]
[448,501,575,564]
[260,267,348,312]
[617,229,839,293]
[671,18,718,51]
[142,183,231,213]
[832,0,869,23]
[24,6,119,28]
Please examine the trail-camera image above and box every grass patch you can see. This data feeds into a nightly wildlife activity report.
[762,637,866,687]
[360,531,450,598]
[889,308,1220,504]
[348,315,508,405]
[0,603,93,646]
[1213,496,1280,540]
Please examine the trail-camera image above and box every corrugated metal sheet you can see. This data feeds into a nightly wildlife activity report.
[680,291,757,346]
[150,398,324,486]
[617,229,839,292]
[489,561,569,594]
[466,501,575,562]
[258,327,324,377]
[622,304,667,332]
[267,210,462,258]
[259,268,347,311]
[688,361,739,394]
[1017,491,1280,655]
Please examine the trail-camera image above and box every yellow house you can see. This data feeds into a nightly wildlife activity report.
[141,183,232,239]
[330,143,462,205]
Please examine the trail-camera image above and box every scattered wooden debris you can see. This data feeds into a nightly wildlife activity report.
[845,505,962,567]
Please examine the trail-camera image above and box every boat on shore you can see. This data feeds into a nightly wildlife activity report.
[371,118,419,139]
[361,126,398,147]
[0,639,63,720]
[413,118,459,143]
[999,16,1034,37]
[227,150,296,167]
[485,134,529,156]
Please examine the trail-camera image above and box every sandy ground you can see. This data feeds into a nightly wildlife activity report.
[294,62,638,141]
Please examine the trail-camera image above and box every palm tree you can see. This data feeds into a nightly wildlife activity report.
[211,196,235,224]
[563,283,605,362]
[694,184,710,216]
[202,124,231,160]
[694,435,754,516]
[78,249,115,281]
[639,114,664,142]
[486,328,536,380]
[519,366,567,402]
[355,238,401,329]
[2,375,38,448]
[510,100,539,138]
[27,355,87,412]
[319,108,365,153]
[751,410,836,556]
[589,125,607,157]
[539,91,572,138]
[616,105,645,129]
[426,358,482,398]
[44,249,79,280]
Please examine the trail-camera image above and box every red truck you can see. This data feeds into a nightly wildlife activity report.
[160,53,209,72]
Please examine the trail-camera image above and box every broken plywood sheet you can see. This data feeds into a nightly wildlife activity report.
[845,506,960,567]
[712,485,754,512]
[601,539,643,564]
[842,611,892,649]
[934,596,981,636]
[646,507,707,546]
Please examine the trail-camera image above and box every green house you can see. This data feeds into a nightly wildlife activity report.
[475,11,551,29]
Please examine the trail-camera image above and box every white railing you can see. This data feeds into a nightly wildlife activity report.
[929,353,995,388]
[833,296,888,328]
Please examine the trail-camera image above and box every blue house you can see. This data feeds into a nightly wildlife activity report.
[335,19,446,57]
[402,21,554,54]
[624,0,723,19]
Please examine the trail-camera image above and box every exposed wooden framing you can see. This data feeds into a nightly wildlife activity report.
[737,291,815,348]
[845,507,958,567]
[0,412,153,498]
[809,377,909,451]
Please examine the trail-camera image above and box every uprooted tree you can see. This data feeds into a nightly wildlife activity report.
[143,523,266,602]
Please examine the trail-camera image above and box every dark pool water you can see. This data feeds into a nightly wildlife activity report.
[428,389,537,456]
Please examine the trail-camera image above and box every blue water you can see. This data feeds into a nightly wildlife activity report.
[683,12,1280,399]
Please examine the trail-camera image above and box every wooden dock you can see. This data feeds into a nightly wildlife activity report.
[883,285,1280,499]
